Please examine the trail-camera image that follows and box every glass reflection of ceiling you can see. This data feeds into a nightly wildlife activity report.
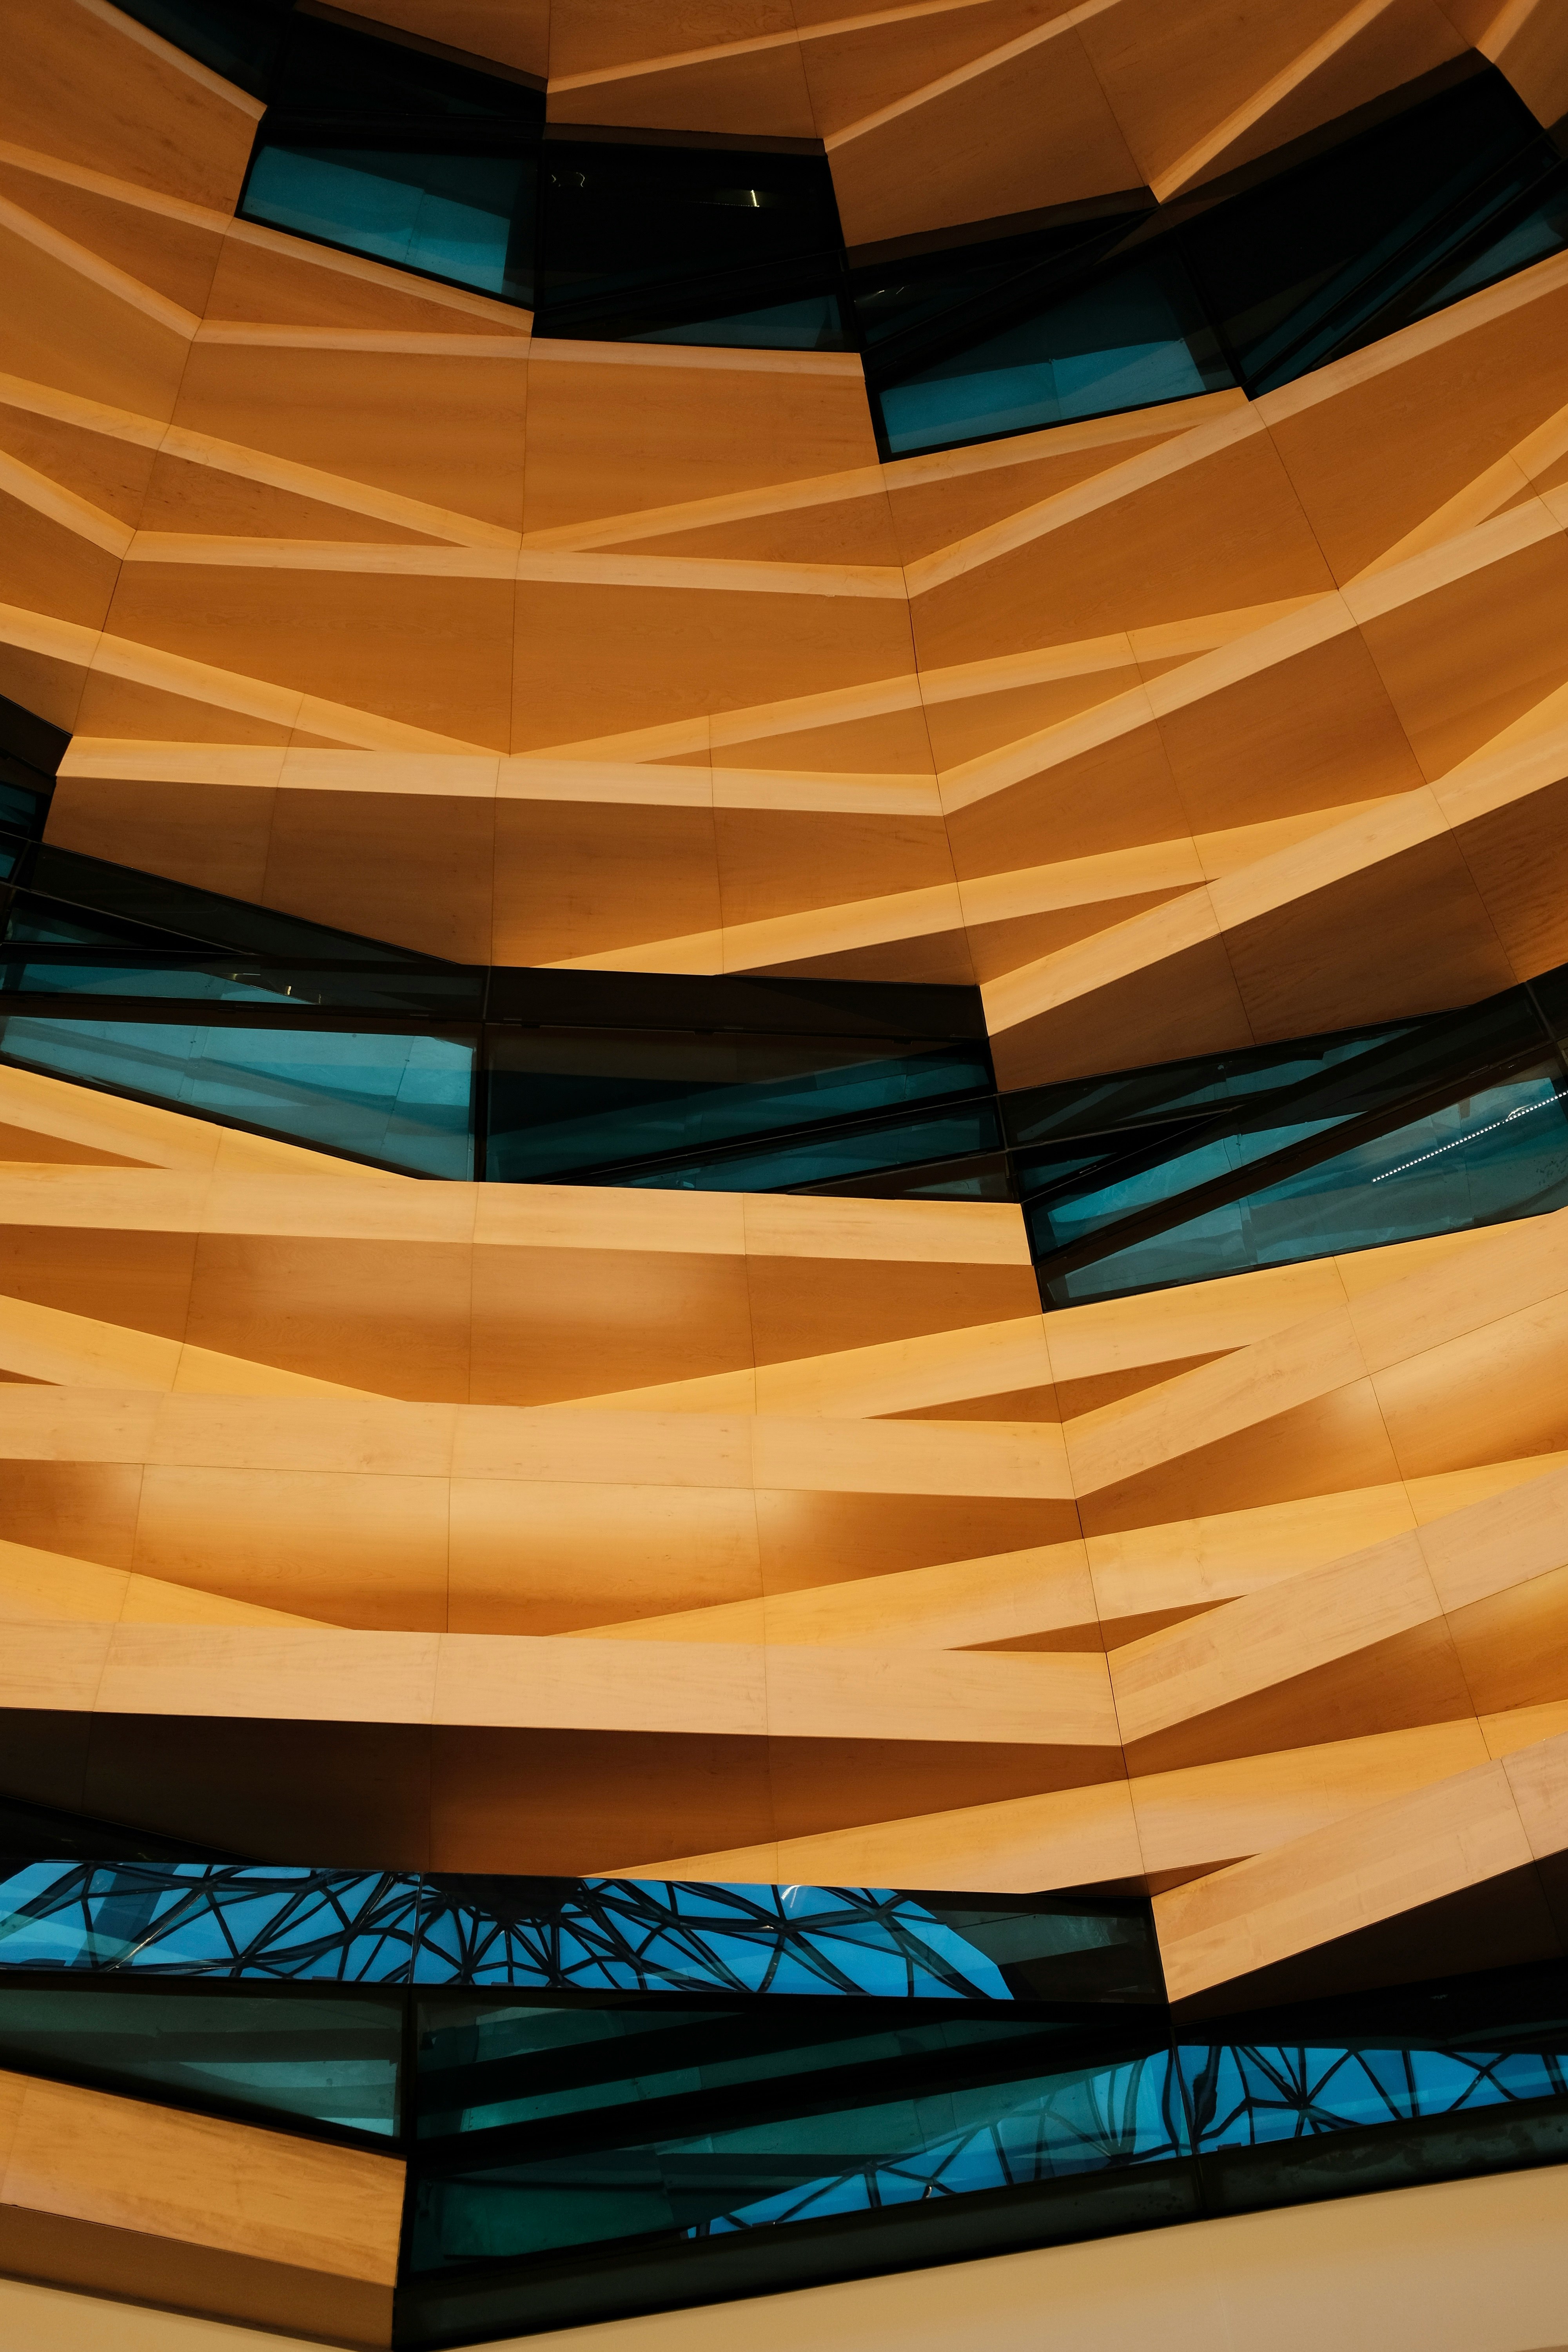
[0,1865,1156,2001]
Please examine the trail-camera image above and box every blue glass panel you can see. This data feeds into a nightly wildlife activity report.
[1040,1065,1568,1303]
[1029,1114,1345,1256]
[244,145,526,298]
[0,778,49,837]
[690,2049,1182,2235]
[411,2038,1185,2267]
[2,952,312,1007]
[875,257,1229,458]
[1006,1026,1410,1148]
[0,1016,475,1177]
[851,214,1146,360]
[1,940,483,1018]
[485,1039,993,1181]
[0,1868,1157,1999]
[0,1984,402,2136]
[1182,2036,1568,2152]
[416,2004,1049,2138]
[0,1864,428,1980]
[617,1102,1003,1192]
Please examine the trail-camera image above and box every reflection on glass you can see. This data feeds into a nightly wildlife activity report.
[0,1866,1157,2001]
[1005,1026,1406,1149]
[1181,2034,1568,2151]
[485,1036,993,1182]
[877,259,1226,456]
[1037,1066,1568,1304]
[1404,172,1568,316]
[617,1103,1003,1192]
[0,1984,402,2136]
[1028,1113,1345,1257]
[416,2003,1046,2137]
[244,147,526,298]
[411,2028,1182,2267]
[1180,67,1564,392]
[0,1016,476,1178]
[688,2051,1178,2238]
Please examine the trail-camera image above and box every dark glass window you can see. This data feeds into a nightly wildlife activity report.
[534,139,847,348]
[0,1011,477,1178]
[1180,65,1568,392]
[1011,987,1568,1305]
[853,206,1233,458]
[239,10,543,305]
[1183,1966,1568,2214]
[408,2003,1185,2272]
[266,10,536,123]
[0,689,60,884]
[485,1028,995,1187]
[0,1981,402,2138]
[244,143,532,298]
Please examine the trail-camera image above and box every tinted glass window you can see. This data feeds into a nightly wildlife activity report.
[1182,68,1561,389]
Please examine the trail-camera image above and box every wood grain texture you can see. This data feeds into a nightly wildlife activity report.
[3,1101,1568,1977]
[0,2065,400,2341]
[6,2161,1568,2352]
[2,0,1559,1018]
[3,0,1568,2069]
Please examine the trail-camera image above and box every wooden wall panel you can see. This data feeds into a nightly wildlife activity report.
[334,0,551,80]
[533,0,1483,238]
[1444,0,1568,125]
[9,2158,1568,2352]
[0,2067,400,2345]
[0,0,260,214]
[820,25,1140,249]
[1,1093,1567,2000]
[1074,0,1465,200]
[5,0,1562,1023]
[5,0,1568,2073]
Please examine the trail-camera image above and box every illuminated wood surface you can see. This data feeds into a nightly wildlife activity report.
[3,0,1568,2027]
[0,2065,401,2341]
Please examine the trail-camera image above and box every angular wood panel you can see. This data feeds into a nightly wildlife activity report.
[1,1074,1567,2011]
[4,0,1568,2043]
[3,1,1563,1048]
[0,2066,401,2343]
